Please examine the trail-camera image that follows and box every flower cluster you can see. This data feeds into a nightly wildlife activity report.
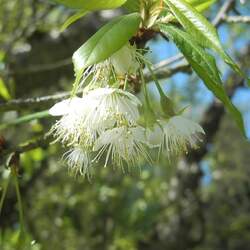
[49,44,205,177]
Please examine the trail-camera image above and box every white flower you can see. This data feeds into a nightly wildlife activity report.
[83,87,142,130]
[78,61,112,90]
[146,123,163,148]
[63,147,92,178]
[49,97,97,146]
[49,97,84,116]
[75,44,141,91]
[110,44,140,76]
[49,88,142,147]
[93,126,149,169]
[147,115,205,155]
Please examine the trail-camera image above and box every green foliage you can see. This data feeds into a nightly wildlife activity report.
[186,0,216,12]
[60,10,88,31]
[164,0,247,80]
[123,0,140,12]
[193,0,216,12]
[53,0,127,10]
[0,77,11,100]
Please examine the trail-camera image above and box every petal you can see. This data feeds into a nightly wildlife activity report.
[146,124,163,148]
[49,97,82,116]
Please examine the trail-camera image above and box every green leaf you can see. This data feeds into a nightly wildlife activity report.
[123,0,140,12]
[190,0,216,12]
[53,0,127,10]
[160,24,246,136]
[186,0,216,10]
[60,10,88,32]
[73,13,141,73]
[0,77,11,100]
[164,0,248,80]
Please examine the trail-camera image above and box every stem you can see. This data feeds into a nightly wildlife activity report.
[0,171,11,216]
[146,62,176,117]
[140,69,152,110]
[12,170,25,249]
[72,69,84,96]
[0,110,49,130]
[146,63,166,98]
[123,74,128,91]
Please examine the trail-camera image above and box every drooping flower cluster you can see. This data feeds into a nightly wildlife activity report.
[50,87,150,177]
[49,44,205,177]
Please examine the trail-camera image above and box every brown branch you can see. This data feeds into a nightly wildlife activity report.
[188,88,243,164]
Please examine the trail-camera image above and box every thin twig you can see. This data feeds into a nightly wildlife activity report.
[0,64,192,112]
[212,0,235,26]
[145,62,191,82]
[0,92,71,112]
[7,58,72,76]
[222,15,250,23]
[151,53,184,70]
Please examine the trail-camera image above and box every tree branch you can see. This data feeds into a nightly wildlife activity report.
[222,15,250,23]
[1,136,51,158]
[6,58,72,76]
[0,92,71,112]
[212,0,236,26]
[0,63,192,112]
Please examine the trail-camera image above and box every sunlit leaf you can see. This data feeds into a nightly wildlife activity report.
[60,10,88,32]
[72,13,141,73]
[164,0,248,80]
[0,77,11,100]
[53,0,127,10]
[186,0,216,12]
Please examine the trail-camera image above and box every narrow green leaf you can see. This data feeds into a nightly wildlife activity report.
[53,0,127,10]
[164,0,248,79]
[0,77,11,100]
[193,0,216,12]
[72,13,141,73]
[164,0,222,49]
[0,172,11,217]
[60,10,88,32]
[160,24,246,136]
[186,0,216,10]
[160,0,215,24]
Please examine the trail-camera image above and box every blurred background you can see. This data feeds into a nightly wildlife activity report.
[0,0,250,249]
